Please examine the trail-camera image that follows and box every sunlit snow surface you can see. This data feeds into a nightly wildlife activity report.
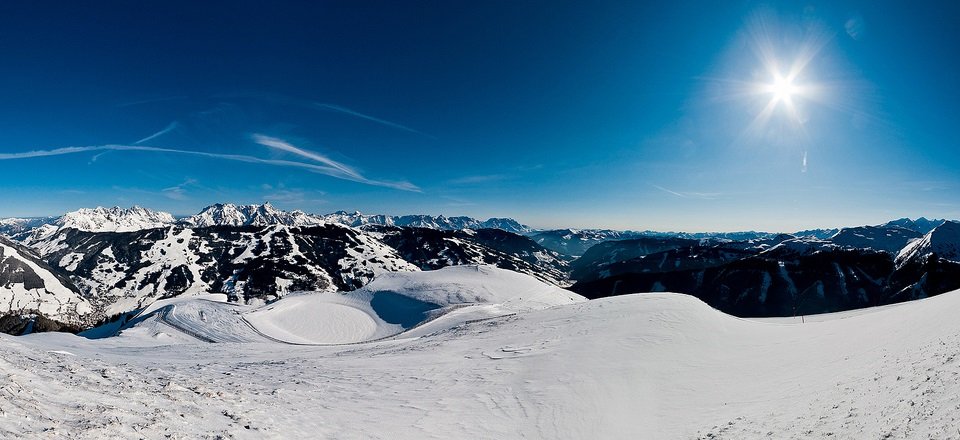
[2,266,960,438]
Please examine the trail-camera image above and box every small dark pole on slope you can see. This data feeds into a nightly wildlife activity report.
[793,283,814,324]
[793,306,805,323]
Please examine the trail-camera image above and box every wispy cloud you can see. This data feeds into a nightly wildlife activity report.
[447,174,509,185]
[258,182,326,205]
[263,189,326,205]
[135,122,179,145]
[89,151,111,164]
[161,178,197,200]
[314,103,435,139]
[0,142,420,192]
[251,134,420,191]
[653,185,722,200]
[252,134,364,181]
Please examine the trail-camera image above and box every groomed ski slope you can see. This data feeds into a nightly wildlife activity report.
[1,266,960,438]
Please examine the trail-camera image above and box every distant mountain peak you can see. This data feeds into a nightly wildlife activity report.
[883,217,945,235]
[57,205,175,233]
[179,202,325,228]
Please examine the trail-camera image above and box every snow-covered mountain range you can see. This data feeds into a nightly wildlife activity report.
[0,203,533,239]
[179,203,325,228]
[569,220,960,316]
[322,210,531,233]
[0,203,956,333]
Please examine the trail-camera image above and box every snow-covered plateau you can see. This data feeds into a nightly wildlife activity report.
[2,265,960,439]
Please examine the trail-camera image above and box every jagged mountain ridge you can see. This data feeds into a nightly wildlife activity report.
[324,210,531,234]
[0,204,534,239]
[179,203,326,228]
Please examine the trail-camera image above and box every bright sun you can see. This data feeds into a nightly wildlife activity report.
[766,74,797,102]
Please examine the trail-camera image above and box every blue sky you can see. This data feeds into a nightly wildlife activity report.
[0,1,957,232]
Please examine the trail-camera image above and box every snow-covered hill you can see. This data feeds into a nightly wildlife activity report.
[91,265,582,345]
[242,266,583,344]
[0,237,92,327]
[357,265,584,312]
[5,272,960,437]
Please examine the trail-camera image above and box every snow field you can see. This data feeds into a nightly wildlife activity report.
[2,267,960,438]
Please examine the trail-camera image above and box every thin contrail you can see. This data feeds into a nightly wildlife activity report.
[653,185,721,200]
[134,122,179,145]
[116,95,189,108]
[314,103,436,139]
[653,185,689,198]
